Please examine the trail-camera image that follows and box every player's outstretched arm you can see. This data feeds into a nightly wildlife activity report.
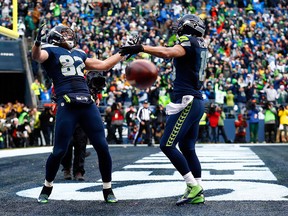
[84,52,124,71]
[119,44,186,59]
[85,35,139,71]
[142,45,186,59]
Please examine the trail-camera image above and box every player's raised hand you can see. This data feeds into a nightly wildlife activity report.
[119,45,144,56]
[35,23,46,47]
[125,34,140,46]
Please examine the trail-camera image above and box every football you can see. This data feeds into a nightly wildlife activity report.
[125,59,158,89]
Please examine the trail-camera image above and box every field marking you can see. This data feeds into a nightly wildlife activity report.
[15,144,288,201]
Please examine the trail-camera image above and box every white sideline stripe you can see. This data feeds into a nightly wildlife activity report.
[0,143,287,159]
[0,144,143,159]
[135,159,263,163]
[124,163,269,170]
[0,146,54,158]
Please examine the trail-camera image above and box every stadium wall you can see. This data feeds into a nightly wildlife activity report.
[0,40,36,107]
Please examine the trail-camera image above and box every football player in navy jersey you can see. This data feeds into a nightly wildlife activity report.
[32,25,130,204]
[119,14,208,205]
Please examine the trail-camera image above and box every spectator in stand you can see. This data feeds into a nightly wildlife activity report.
[225,90,235,116]
[9,117,30,148]
[106,86,116,106]
[40,88,52,105]
[203,82,215,102]
[236,86,247,114]
[18,106,30,125]
[247,100,260,143]
[277,104,288,143]
[214,82,226,107]
[137,89,149,106]
[263,102,277,143]
[31,78,46,104]
[234,114,248,143]
[207,103,220,143]
[0,106,6,120]
[277,85,288,105]
[24,11,35,38]
[263,83,278,105]
[32,3,42,28]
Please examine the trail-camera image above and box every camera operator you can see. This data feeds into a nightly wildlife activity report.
[61,71,106,180]
[86,71,106,105]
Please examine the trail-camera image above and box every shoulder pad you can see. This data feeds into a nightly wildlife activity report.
[178,35,190,47]
[72,48,86,54]
[178,35,189,43]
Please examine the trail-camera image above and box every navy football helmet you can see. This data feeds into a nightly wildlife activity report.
[47,25,76,50]
[176,14,206,37]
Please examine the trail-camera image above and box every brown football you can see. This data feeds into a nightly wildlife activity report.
[125,59,158,89]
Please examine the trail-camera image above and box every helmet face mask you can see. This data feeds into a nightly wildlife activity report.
[47,25,76,50]
[176,14,206,37]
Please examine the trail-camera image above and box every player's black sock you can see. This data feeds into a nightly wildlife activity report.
[40,185,53,196]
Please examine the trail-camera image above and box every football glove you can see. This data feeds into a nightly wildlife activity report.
[119,45,144,56]
[35,23,46,47]
[124,34,140,46]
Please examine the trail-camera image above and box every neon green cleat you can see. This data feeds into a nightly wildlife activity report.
[37,194,49,204]
[187,184,203,199]
[37,185,53,204]
[188,193,205,204]
[176,184,203,206]
[103,188,118,203]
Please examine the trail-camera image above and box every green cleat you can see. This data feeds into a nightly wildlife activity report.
[37,185,53,204]
[37,194,49,204]
[103,188,118,203]
[187,184,203,199]
[188,193,205,204]
[176,184,203,206]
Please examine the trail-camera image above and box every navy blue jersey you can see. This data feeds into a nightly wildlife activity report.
[41,44,89,98]
[172,35,208,101]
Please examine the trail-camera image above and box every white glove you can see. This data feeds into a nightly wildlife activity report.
[125,34,140,46]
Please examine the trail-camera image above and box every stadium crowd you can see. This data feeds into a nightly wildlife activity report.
[0,0,288,148]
